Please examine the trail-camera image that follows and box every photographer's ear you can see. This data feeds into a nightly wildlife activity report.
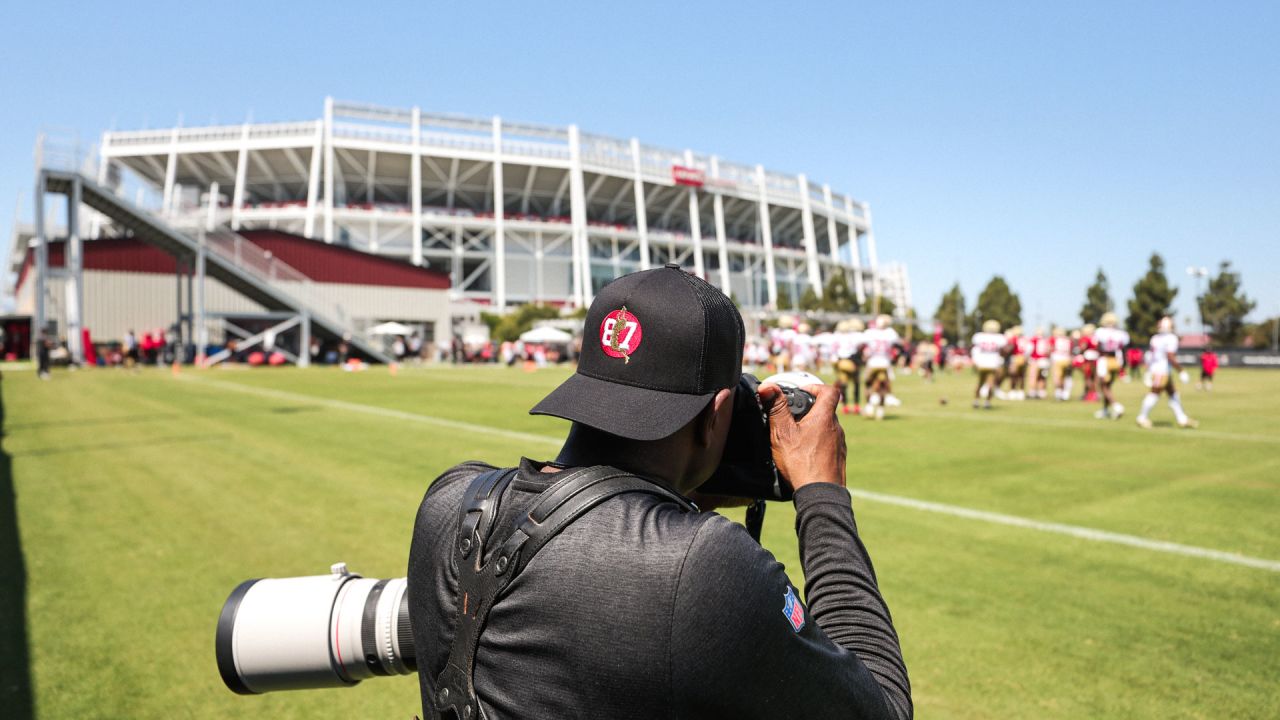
[696,386,736,447]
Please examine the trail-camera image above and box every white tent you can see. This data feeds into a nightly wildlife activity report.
[519,326,573,344]
[368,321,413,336]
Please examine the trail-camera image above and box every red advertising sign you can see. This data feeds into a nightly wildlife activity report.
[671,165,705,187]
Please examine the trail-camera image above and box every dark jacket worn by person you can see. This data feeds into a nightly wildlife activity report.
[408,458,912,719]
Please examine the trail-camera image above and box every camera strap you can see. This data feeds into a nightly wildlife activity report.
[433,465,694,720]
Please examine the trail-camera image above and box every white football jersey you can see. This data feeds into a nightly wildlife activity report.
[863,327,899,369]
[836,331,864,360]
[1148,332,1178,374]
[970,331,1007,370]
[1095,327,1130,355]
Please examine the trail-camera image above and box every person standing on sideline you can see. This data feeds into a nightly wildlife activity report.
[1136,316,1197,429]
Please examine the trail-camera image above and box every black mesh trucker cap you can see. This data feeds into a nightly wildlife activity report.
[530,264,745,441]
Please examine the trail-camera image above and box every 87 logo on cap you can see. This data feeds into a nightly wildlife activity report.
[600,307,643,364]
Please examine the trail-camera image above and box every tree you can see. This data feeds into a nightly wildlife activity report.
[972,276,1022,330]
[860,294,896,317]
[933,283,967,343]
[486,303,563,342]
[1126,253,1177,345]
[820,269,858,314]
[1245,317,1279,350]
[798,286,822,312]
[1198,261,1256,347]
[775,283,793,311]
[1080,268,1113,325]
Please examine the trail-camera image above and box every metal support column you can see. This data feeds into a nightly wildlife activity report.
[162,127,179,215]
[797,173,822,297]
[684,150,705,279]
[205,181,220,231]
[66,177,84,363]
[33,171,47,357]
[231,123,249,230]
[568,125,589,307]
[411,107,424,266]
[492,116,506,310]
[710,156,731,292]
[823,185,840,264]
[630,138,650,270]
[304,119,323,238]
[299,311,311,368]
[195,228,207,364]
[863,201,881,306]
[323,96,336,243]
[844,196,866,306]
[755,165,778,308]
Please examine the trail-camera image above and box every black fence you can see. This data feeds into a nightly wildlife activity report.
[1174,350,1280,369]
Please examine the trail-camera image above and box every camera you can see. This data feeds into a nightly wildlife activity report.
[697,371,820,501]
[215,372,820,695]
[216,563,415,694]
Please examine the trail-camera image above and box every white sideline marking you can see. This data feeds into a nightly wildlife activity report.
[182,375,1280,573]
[178,375,562,448]
[900,407,1280,445]
[848,488,1280,573]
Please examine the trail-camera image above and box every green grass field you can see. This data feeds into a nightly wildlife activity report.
[2,363,1278,719]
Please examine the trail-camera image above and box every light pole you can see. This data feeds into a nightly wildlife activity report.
[1186,266,1209,340]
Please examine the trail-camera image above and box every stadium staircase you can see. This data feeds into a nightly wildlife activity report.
[41,168,391,363]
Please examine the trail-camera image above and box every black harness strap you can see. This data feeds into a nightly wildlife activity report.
[433,466,693,720]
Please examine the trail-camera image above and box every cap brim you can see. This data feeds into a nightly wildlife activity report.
[530,372,714,441]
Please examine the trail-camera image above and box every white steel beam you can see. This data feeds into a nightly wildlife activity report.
[863,201,881,304]
[684,150,705,278]
[162,127,179,215]
[411,107,423,266]
[250,151,284,200]
[446,157,460,208]
[605,180,630,220]
[568,125,589,307]
[630,138,650,270]
[551,172,570,217]
[304,120,322,238]
[756,164,778,308]
[843,196,865,303]
[822,184,840,264]
[798,173,822,297]
[231,124,249,230]
[66,177,83,363]
[520,164,538,214]
[711,156,731,291]
[180,154,210,186]
[282,146,309,178]
[324,97,335,243]
[492,116,506,310]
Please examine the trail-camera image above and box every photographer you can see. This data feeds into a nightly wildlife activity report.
[408,264,911,719]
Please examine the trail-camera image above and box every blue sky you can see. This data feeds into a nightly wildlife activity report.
[3,1,1277,327]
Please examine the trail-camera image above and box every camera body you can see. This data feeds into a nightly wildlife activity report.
[697,372,820,501]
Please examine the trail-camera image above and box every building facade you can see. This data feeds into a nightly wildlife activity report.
[95,98,905,315]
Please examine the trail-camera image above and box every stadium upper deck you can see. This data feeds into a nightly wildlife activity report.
[98,98,904,313]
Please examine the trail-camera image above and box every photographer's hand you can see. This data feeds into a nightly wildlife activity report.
[759,383,847,491]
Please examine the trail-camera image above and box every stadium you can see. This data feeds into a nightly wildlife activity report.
[8,97,911,365]
[4,8,1279,720]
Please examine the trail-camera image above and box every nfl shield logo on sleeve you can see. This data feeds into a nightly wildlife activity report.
[782,586,805,632]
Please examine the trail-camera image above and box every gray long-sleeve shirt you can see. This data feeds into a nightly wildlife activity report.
[408,458,911,719]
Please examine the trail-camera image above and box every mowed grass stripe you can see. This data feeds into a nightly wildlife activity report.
[900,405,1280,445]
[183,371,1280,573]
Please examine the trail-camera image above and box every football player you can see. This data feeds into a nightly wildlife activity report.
[1136,316,1197,429]
[970,319,1007,409]
[834,318,866,415]
[863,314,899,421]
[1049,326,1073,401]
[1093,312,1129,419]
